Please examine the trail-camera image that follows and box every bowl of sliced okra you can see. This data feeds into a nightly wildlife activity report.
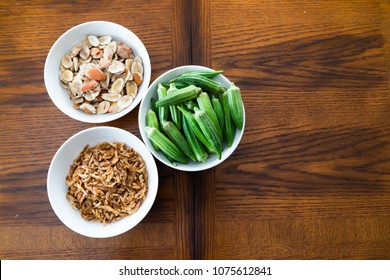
[138,65,245,171]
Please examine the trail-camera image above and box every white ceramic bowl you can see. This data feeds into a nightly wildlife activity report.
[47,126,158,238]
[44,21,151,123]
[138,65,245,171]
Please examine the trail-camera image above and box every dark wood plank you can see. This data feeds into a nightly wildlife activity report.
[0,0,193,260]
[1,0,390,261]
[191,0,216,260]
[193,0,390,259]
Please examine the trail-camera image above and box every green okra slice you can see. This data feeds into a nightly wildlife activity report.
[221,91,235,147]
[170,75,224,95]
[157,83,169,122]
[182,114,208,163]
[226,82,244,130]
[196,92,223,139]
[167,83,182,129]
[146,108,160,151]
[194,107,223,160]
[177,106,214,153]
[162,120,197,162]
[145,126,187,164]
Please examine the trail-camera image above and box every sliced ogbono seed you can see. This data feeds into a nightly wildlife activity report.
[131,61,143,75]
[81,80,98,92]
[79,43,90,60]
[96,101,110,114]
[134,56,143,65]
[103,45,114,61]
[87,35,99,47]
[61,54,72,68]
[108,102,119,113]
[84,91,98,101]
[102,92,121,102]
[61,70,73,82]
[110,78,124,95]
[133,72,143,86]
[126,81,138,97]
[108,61,125,74]
[98,35,111,45]
[87,68,107,81]
[117,95,134,109]
[79,103,96,114]
[116,42,133,59]
[99,58,111,68]
[73,57,79,72]
[125,58,133,69]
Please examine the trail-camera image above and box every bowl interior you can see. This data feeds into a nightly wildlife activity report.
[138,65,245,171]
[47,126,158,238]
[44,21,151,123]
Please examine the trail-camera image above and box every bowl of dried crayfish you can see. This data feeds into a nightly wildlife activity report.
[47,126,158,238]
[44,21,151,123]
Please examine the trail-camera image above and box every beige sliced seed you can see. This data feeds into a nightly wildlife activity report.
[123,67,132,83]
[110,78,124,95]
[84,91,100,101]
[83,36,92,48]
[134,56,143,65]
[79,103,96,114]
[69,78,83,96]
[73,57,79,72]
[125,58,133,70]
[103,45,114,61]
[107,41,117,53]
[70,46,81,58]
[88,35,99,47]
[79,56,92,64]
[117,95,134,109]
[102,92,121,102]
[133,72,143,86]
[60,80,68,89]
[61,54,73,68]
[100,69,110,89]
[73,97,84,104]
[116,42,132,59]
[79,63,93,76]
[61,70,73,82]
[125,81,138,97]
[108,61,125,74]
[90,47,102,59]
[67,87,75,97]
[111,73,122,83]
[99,58,111,68]
[98,35,111,45]
[108,102,119,113]
[89,83,101,94]
[96,101,110,114]
[79,43,90,60]
[131,61,143,75]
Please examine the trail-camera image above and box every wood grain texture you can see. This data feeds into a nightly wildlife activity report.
[193,0,390,259]
[0,0,193,260]
[1,0,390,260]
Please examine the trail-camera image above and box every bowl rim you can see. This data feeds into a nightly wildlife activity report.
[44,20,151,123]
[47,126,159,238]
[138,65,245,172]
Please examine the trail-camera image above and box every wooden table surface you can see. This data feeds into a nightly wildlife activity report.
[1,0,390,260]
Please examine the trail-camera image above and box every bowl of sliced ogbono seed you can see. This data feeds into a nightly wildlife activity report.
[44,21,151,123]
